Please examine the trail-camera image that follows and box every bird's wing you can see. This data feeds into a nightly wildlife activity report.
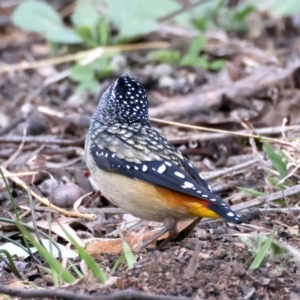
[89,143,243,223]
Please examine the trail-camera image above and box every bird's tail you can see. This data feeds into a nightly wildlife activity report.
[186,200,243,224]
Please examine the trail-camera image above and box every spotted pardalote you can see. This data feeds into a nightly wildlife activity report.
[85,74,243,249]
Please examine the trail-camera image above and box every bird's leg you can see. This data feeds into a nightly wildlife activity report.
[155,219,178,250]
[137,218,177,251]
[173,217,202,242]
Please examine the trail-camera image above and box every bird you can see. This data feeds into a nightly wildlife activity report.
[85,74,243,250]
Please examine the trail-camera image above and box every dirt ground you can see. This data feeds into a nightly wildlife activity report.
[1,1,300,300]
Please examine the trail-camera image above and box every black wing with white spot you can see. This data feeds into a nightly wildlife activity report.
[90,144,243,224]
[181,159,213,192]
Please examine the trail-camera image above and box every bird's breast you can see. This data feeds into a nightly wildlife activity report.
[87,159,192,222]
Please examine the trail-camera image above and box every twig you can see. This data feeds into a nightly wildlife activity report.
[0,115,25,136]
[258,207,300,212]
[0,42,169,73]
[183,241,201,279]
[195,185,300,228]
[149,63,300,121]
[158,0,207,22]
[150,118,300,147]
[232,184,300,211]
[166,125,300,143]
[2,128,27,168]
[1,167,97,220]
[223,153,259,167]
[0,135,84,146]
[201,158,257,181]
[0,286,190,300]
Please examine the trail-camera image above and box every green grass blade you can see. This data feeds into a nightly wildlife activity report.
[263,142,287,178]
[249,231,275,270]
[266,176,281,186]
[0,249,23,279]
[118,230,136,269]
[0,168,19,220]
[68,259,83,278]
[111,253,125,275]
[58,223,107,283]
[16,223,76,283]
[40,265,59,286]
[237,187,266,197]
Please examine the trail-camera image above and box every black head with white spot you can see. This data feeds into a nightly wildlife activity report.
[94,74,149,125]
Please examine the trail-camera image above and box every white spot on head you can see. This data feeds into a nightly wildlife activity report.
[196,190,202,193]
[201,194,208,197]
[134,166,139,170]
[126,165,130,169]
[157,164,166,174]
[174,171,185,178]
[142,165,148,172]
[210,198,216,201]
[227,212,234,217]
[112,154,116,158]
[165,161,172,166]
[105,153,108,157]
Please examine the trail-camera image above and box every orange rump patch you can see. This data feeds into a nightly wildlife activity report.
[155,186,221,219]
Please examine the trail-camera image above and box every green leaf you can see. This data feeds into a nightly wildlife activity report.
[249,231,275,270]
[104,0,179,38]
[180,36,208,68]
[263,142,287,178]
[93,56,117,78]
[11,2,82,44]
[46,28,82,44]
[69,64,94,82]
[266,176,280,187]
[263,144,286,177]
[270,0,300,17]
[209,59,226,70]
[147,50,181,64]
[76,26,98,47]
[237,187,266,197]
[17,224,76,283]
[187,36,207,58]
[191,17,209,32]
[181,56,209,69]
[96,17,110,46]
[76,80,99,92]
[233,5,255,21]
[71,4,100,30]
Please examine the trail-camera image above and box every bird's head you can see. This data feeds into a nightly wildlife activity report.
[93,74,149,125]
